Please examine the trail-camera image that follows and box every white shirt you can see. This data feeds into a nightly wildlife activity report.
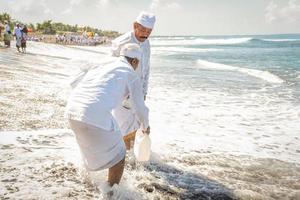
[66,58,149,131]
[111,32,151,96]
[14,26,22,38]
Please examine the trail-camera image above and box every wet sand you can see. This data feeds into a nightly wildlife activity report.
[1,129,300,199]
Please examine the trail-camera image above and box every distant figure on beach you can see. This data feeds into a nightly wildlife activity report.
[111,11,156,150]
[13,23,22,52]
[3,21,11,47]
[0,23,2,41]
[66,43,150,188]
[21,25,28,53]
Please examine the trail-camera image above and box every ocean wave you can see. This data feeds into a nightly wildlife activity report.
[69,45,111,55]
[151,37,300,46]
[27,41,108,62]
[151,37,253,46]
[197,59,284,84]
[152,47,222,53]
[260,39,300,42]
[152,36,188,40]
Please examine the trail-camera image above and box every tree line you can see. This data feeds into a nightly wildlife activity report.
[0,12,120,37]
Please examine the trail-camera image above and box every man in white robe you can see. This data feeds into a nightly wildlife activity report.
[111,11,156,149]
[13,23,22,52]
[66,43,150,186]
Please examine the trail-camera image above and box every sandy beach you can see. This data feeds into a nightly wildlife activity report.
[1,41,300,200]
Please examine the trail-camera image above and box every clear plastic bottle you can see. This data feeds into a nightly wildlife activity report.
[134,129,151,161]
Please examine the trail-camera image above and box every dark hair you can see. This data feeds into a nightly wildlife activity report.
[22,26,28,34]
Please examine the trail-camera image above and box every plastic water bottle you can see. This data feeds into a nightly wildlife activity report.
[134,129,151,162]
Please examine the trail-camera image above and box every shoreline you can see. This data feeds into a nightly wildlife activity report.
[0,32,115,47]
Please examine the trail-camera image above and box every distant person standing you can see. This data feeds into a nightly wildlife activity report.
[4,21,10,34]
[0,22,2,41]
[111,11,156,150]
[21,25,28,53]
[13,23,22,52]
[3,21,11,47]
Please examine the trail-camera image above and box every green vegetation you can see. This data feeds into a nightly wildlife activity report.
[0,12,120,37]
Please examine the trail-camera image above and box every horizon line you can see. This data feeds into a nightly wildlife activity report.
[151,33,300,37]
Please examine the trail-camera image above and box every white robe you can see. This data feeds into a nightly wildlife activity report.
[66,58,149,170]
[14,27,22,47]
[66,57,149,131]
[111,32,151,135]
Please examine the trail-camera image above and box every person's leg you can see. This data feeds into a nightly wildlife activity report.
[123,130,136,150]
[108,156,125,186]
[16,38,21,52]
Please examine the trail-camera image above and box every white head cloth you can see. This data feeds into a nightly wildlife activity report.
[136,11,156,29]
[120,43,142,60]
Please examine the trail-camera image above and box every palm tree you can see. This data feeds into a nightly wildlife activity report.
[0,13,12,23]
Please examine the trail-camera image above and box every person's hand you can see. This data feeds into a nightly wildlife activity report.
[143,126,150,135]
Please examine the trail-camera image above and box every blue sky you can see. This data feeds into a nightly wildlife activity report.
[1,0,300,35]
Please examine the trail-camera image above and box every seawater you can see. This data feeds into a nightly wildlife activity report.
[149,34,300,163]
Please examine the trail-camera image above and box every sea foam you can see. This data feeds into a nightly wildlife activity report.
[197,59,284,84]
[151,37,252,46]
[260,38,300,42]
[152,46,222,54]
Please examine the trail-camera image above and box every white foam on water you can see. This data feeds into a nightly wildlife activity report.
[151,36,194,40]
[26,41,108,63]
[197,59,285,83]
[147,81,300,163]
[151,37,253,46]
[152,46,222,54]
[0,130,147,200]
[69,45,112,55]
[261,38,300,42]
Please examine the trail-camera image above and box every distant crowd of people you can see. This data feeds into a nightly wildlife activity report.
[0,21,27,53]
[0,22,110,52]
[55,33,109,46]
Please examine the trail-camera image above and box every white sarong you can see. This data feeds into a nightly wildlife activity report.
[69,119,126,171]
[16,36,22,47]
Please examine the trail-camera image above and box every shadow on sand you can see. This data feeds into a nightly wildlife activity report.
[135,153,237,200]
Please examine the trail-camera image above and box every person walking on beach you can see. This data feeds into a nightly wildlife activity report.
[3,21,11,47]
[66,43,150,187]
[4,21,10,34]
[13,23,22,52]
[0,22,2,42]
[20,25,28,53]
[111,11,156,150]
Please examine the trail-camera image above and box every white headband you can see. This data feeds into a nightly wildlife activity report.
[120,43,142,60]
